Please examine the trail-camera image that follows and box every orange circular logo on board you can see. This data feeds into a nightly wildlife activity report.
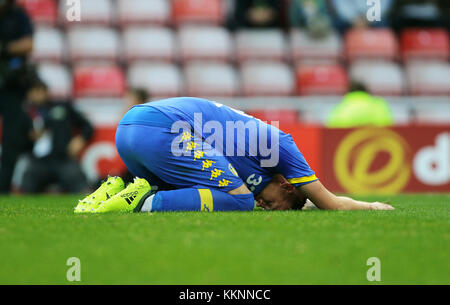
[334,128,411,194]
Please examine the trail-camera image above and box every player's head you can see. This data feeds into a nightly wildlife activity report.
[255,174,306,211]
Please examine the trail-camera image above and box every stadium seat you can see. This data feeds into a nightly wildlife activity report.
[73,65,126,98]
[123,27,177,62]
[184,62,239,97]
[127,62,184,98]
[247,109,300,124]
[37,63,72,99]
[172,0,225,25]
[296,64,349,95]
[290,29,342,63]
[236,30,288,62]
[67,26,120,63]
[179,26,233,62]
[18,0,57,25]
[401,28,449,61]
[59,0,113,25]
[241,61,294,96]
[406,61,450,95]
[350,60,406,96]
[117,0,171,25]
[32,26,66,62]
[345,29,398,62]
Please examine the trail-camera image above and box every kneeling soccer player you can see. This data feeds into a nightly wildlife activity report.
[74,97,394,213]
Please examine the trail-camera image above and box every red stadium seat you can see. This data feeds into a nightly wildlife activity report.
[38,63,72,99]
[117,0,171,25]
[236,30,288,62]
[18,0,57,25]
[172,0,224,25]
[406,60,450,95]
[290,29,343,63]
[247,109,300,124]
[67,26,120,63]
[179,26,233,62]
[32,26,66,62]
[241,61,294,96]
[184,62,239,97]
[401,28,449,61]
[296,65,348,95]
[59,0,114,25]
[73,65,126,98]
[127,62,184,98]
[123,26,176,62]
[350,60,406,96]
[345,28,398,62]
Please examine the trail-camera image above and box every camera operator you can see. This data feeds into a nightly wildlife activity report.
[0,0,35,193]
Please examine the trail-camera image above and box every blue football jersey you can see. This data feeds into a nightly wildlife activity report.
[120,97,317,194]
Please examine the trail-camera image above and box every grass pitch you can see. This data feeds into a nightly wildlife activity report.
[0,194,449,285]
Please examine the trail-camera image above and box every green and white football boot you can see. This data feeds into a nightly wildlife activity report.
[74,176,125,213]
[92,178,153,213]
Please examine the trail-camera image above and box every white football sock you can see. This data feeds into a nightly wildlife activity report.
[140,194,155,212]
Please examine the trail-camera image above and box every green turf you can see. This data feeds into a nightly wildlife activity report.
[0,194,449,285]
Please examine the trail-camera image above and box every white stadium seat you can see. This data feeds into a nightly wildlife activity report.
[37,63,72,99]
[123,26,177,62]
[179,26,233,62]
[127,62,184,97]
[350,60,406,96]
[290,29,342,64]
[406,60,450,95]
[32,26,65,62]
[117,0,171,25]
[67,26,120,62]
[184,62,239,97]
[236,30,287,62]
[241,61,294,96]
[60,0,114,25]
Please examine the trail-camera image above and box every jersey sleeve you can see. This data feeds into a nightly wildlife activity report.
[275,133,318,186]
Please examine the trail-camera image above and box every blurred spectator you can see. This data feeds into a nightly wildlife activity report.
[326,82,394,128]
[21,79,94,193]
[390,0,450,31]
[328,0,394,34]
[0,0,35,193]
[231,0,283,29]
[290,0,333,38]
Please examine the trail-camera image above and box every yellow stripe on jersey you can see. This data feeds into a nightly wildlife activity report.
[287,175,318,185]
[198,189,214,212]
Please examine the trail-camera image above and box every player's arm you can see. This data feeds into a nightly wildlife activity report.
[299,180,394,211]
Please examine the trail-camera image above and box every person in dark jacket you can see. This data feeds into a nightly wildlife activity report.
[0,0,35,193]
[21,79,94,193]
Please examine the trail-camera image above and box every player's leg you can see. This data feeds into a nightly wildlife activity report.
[96,124,255,213]
[138,185,254,212]
[126,124,254,212]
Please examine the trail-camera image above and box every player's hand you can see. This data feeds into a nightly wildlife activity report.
[369,202,395,210]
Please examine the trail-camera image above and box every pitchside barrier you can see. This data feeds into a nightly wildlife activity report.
[80,124,450,194]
